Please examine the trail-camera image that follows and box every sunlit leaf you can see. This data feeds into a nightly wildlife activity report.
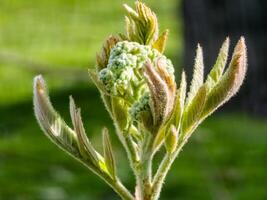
[152,71,186,151]
[181,85,207,138]
[206,37,230,91]
[179,71,187,115]
[33,75,80,157]
[201,37,247,119]
[186,44,204,106]
[123,1,159,45]
[153,29,169,53]
[102,128,117,180]
[111,97,129,130]
[144,61,176,132]
[165,125,179,154]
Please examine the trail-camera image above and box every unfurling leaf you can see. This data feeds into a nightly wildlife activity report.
[152,126,166,152]
[165,71,187,135]
[181,85,207,138]
[144,60,176,133]
[165,125,179,154]
[206,37,230,91]
[102,128,117,180]
[152,71,185,151]
[33,75,80,157]
[201,37,247,120]
[186,44,204,106]
[69,96,100,166]
[152,29,169,53]
[96,35,122,71]
[111,97,129,130]
[124,1,159,45]
[178,71,187,117]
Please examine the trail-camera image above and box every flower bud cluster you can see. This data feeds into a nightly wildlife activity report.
[98,41,174,101]
[129,92,151,122]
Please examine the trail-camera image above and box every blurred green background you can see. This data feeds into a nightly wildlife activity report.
[0,0,267,199]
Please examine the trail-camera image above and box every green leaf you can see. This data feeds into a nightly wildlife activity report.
[125,16,139,43]
[123,1,159,45]
[186,44,204,106]
[201,37,247,119]
[33,75,80,157]
[102,128,117,180]
[166,71,187,134]
[179,71,187,115]
[181,85,207,138]
[165,125,178,154]
[123,3,138,19]
[152,29,169,53]
[206,37,230,91]
[111,97,129,130]
[167,73,186,130]
[152,126,166,152]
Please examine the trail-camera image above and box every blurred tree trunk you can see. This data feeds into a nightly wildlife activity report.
[182,0,267,116]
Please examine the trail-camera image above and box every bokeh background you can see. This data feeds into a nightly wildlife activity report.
[0,0,266,199]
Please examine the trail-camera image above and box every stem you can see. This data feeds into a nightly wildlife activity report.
[113,124,139,174]
[151,140,187,200]
[150,154,172,200]
[109,179,135,200]
[136,133,153,200]
[125,133,139,165]
[81,159,135,200]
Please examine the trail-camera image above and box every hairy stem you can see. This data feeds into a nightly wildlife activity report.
[113,123,139,175]
[125,133,140,165]
[81,159,134,200]
[151,139,187,200]
[136,133,153,200]
[110,180,135,200]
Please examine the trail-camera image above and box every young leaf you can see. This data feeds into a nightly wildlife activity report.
[206,37,230,90]
[33,75,80,157]
[179,71,187,114]
[144,60,176,132]
[102,128,117,180]
[152,126,166,152]
[165,125,179,154]
[111,97,129,130]
[165,71,187,137]
[186,44,204,106]
[181,85,207,138]
[201,37,247,119]
[152,71,186,152]
[152,29,169,53]
[96,35,121,71]
[123,1,159,45]
[125,16,137,42]
[69,96,100,166]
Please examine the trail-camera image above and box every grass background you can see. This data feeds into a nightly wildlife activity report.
[0,0,266,199]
